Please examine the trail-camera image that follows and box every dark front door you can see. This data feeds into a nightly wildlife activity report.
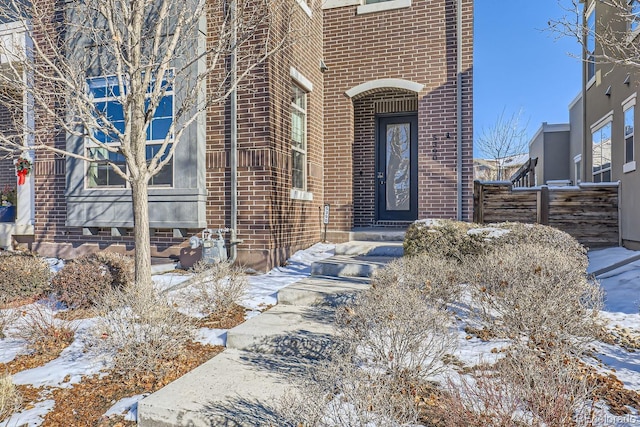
[376,115,418,221]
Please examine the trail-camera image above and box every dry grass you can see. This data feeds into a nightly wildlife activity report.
[0,373,20,421]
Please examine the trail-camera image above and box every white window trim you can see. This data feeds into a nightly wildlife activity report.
[322,0,360,9]
[295,0,312,17]
[290,188,313,201]
[290,67,313,92]
[590,110,614,132]
[291,83,309,196]
[574,154,582,184]
[623,160,637,173]
[591,114,613,182]
[357,0,411,15]
[622,92,637,110]
[623,94,636,172]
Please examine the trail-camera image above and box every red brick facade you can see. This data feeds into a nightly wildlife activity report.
[0,0,473,272]
[323,0,473,239]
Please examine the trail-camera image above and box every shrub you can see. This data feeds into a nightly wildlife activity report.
[403,219,488,261]
[466,243,603,349]
[404,220,587,268]
[337,279,456,386]
[0,253,51,305]
[90,282,195,379]
[16,304,76,356]
[190,261,248,318]
[0,373,20,421]
[51,252,133,309]
[278,352,422,426]
[0,309,17,339]
[434,349,594,427]
[371,254,462,309]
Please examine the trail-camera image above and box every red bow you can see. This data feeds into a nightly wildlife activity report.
[17,169,28,185]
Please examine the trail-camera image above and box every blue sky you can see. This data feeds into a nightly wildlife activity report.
[474,1,582,158]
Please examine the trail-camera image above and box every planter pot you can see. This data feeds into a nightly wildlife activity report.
[0,206,16,222]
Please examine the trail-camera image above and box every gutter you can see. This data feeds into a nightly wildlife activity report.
[229,0,238,262]
[456,0,463,220]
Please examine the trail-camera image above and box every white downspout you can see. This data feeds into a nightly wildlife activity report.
[456,0,464,221]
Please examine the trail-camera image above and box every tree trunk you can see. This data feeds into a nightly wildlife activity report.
[131,178,152,287]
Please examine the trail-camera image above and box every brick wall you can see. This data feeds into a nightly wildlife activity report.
[323,0,474,236]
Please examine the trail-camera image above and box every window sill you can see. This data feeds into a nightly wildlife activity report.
[357,0,411,15]
[624,161,636,173]
[295,0,312,17]
[290,189,313,201]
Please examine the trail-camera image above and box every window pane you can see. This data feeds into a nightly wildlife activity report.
[603,169,611,182]
[292,109,305,148]
[146,144,173,186]
[292,150,305,190]
[151,118,172,140]
[631,0,640,31]
[154,95,173,118]
[292,85,305,109]
[87,148,126,188]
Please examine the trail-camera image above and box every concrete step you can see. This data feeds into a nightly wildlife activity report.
[350,227,406,242]
[226,304,338,357]
[334,240,404,257]
[277,276,369,306]
[310,255,395,278]
[137,348,308,427]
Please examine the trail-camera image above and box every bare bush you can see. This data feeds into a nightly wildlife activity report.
[52,253,134,309]
[434,348,594,427]
[404,220,588,268]
[466,243,603,349]
[0,253,51,305]
[0,309,18,340]
[338,281,456,385]
[90,282,195,379]
[276,272,456,426]
[490,222,588,268]
[278,352,421,426]
[190,262,248,317]
[0,373,20,421]
[403,219,488,261]
[371,254,462,308]
[16,304,76,355]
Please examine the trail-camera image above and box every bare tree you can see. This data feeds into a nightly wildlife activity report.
[0,0,294,285]
[476,109,529,181]
[550,0,640,70]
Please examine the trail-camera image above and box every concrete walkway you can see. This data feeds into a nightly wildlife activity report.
[137,239,403,427]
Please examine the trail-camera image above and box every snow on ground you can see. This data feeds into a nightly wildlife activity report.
[0,242,334,425]
[1,243,639,426]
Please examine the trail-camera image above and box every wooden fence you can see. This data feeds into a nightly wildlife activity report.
[473,181,620,248]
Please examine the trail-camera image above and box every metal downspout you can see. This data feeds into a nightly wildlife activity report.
[230,0,238,262]
[456,0,464,221]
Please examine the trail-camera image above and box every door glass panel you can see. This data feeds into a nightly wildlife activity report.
[386,123,410,211]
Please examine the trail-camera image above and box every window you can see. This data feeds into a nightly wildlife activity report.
[625,105,635,165]
[630,0,640,32]
[86,74,174,188]
[586,7,596,82]
[291,84,307,190]
[574,155,582,184]
[592,121,612,182]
